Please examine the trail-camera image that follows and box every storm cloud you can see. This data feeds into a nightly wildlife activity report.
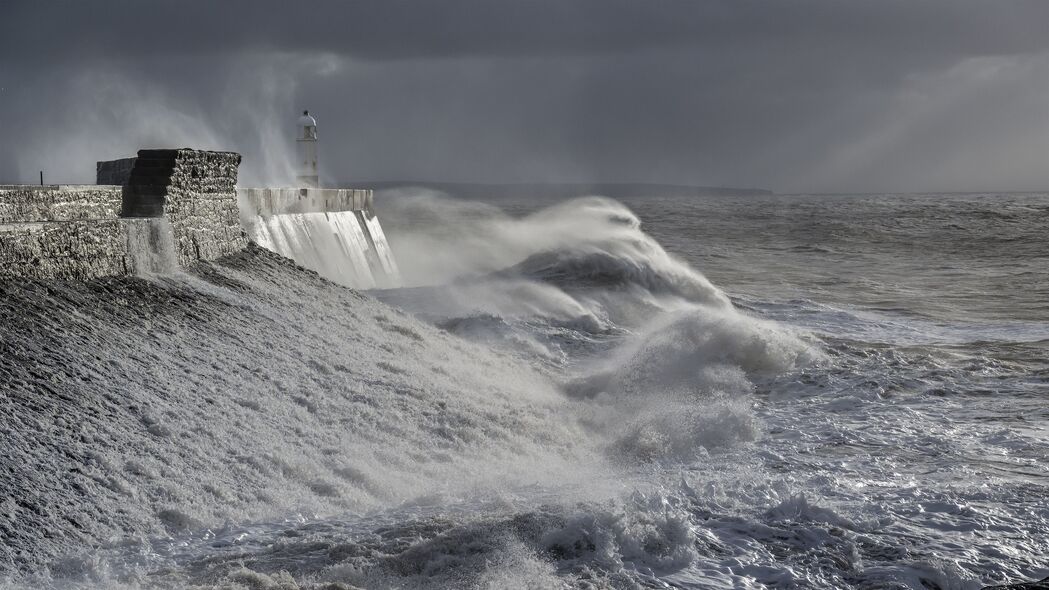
[1,0,1046,192]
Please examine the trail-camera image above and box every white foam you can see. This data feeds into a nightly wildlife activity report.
[248,211,380,288]
[124,218,177,276]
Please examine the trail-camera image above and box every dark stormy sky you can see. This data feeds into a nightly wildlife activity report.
[1,1,1046,192]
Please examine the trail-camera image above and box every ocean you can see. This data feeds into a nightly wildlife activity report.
[1,191,1046,589]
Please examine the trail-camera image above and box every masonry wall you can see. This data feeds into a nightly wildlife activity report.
[95,158,136,185]
[0,186,131,279]
[0,148,250,280]
[0,185,122,223]
[118,149,247,266]
[1,148,388,281]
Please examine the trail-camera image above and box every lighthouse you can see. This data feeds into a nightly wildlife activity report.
[296,110,319,188]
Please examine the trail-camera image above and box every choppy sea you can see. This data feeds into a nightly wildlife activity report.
[1,191,1046,589]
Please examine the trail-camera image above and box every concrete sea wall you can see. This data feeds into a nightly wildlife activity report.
[240,187,399,288]
[238,187,373,216]
[0,219,131,280]
[95,158,136,186]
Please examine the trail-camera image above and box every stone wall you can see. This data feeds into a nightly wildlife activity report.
[0,186,131,279]
[0,221,133,280]
[0,148,249,280]
[2,148,389,281]
[238,187,373,217]
[112,149,247,266]
[95,158,137,185]
[0,185,122,224]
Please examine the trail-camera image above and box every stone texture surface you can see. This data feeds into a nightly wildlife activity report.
[239,187,373,216]
[3,149,249,279]
[3,149,382,280]
[113,148,248,267]
[0,219,131,279]
[0,186,130,279]
[0,186,122,224]
[96,157,137,185]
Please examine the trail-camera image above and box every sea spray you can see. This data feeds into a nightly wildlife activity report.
[356,208,401,282]
[0,246,606,576]
[248,211,379,288]
[4,191,1037,588]
[0,197,816,585]
[246,208,402,290]
[373,193,822,472]
[380,193,730,310]
[124,218,177,276]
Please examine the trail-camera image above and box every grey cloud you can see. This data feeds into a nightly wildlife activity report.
[4,1,1046,62]
[1,1,1046,192]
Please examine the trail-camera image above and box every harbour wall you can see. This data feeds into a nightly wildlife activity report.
[238,187,373,216]
[0,148,396,286]
[0,149,244,279]
[239,187,398,288]
[119,149,246,266]
[0,185,132,279]
[0,185,122,223]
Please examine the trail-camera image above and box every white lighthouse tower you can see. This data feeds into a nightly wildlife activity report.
[296,110,319,188]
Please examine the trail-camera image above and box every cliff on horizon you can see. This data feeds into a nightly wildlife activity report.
[355,181,773,199]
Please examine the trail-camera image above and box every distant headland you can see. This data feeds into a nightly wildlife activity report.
[354,181,774,199]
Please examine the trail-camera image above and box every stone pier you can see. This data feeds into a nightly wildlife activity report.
[237,187,373,216]
[113,149,247,266]
[0,148,248,279]
[0,147,393,283]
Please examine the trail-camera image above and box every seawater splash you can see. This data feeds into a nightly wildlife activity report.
[5,192,1041,588]
[356,209,400,280]
[0,197,820,588]
[377,193,818,462]
[0,246,604,582]
[248,211,400,289]
[377,192,813,366]
[124,218,176,276]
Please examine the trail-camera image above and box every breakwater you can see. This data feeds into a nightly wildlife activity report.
[0,148,398,288]
[0,185,130,279]
[241,188,400,288]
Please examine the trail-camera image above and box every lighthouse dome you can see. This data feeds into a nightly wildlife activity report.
[298,110,317,140]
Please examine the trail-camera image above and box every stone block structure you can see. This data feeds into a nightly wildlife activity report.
[0,147,395,283]
[0,186,127,279]
[114,149,247,265]
[0,217,131,280]
[95,158,136,185]
[0,148,249,280]
[0,185,123,224]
